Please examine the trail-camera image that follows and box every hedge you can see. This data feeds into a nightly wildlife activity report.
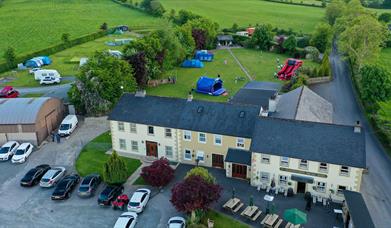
[264,0,326,8]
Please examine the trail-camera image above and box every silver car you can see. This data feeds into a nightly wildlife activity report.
[39,167,66,187]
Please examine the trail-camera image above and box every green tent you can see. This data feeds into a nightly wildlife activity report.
[283,208,307,225]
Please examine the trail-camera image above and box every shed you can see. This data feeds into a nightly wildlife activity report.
[217,35,233,46]
[196,76,226,96]
[0,98,64,146]
[195,50,214,62]
[181,59,204,68]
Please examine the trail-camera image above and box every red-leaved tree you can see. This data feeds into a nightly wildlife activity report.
[191,28,207,50]
[171,175,222,222]
[140,157,174,188]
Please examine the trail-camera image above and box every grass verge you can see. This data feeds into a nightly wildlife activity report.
[133,176,148,185]
[20,93,44,98]
[202,210,249,228]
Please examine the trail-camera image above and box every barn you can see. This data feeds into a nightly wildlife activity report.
[0,98,64,146]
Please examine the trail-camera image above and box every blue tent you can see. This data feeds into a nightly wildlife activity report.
[37,56,52,65]
[196,76,226,96]
[25,59,42,68]
[181,59,204,68]
[195,50,214,62]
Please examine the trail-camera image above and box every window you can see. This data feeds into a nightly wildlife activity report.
[214,135,222,145]
[183,130,191,141]
[198,133,206,143]
[337,185,347,195]
[280,157,289,167]
[165,146,173,158]
[131,141,138,152]
[129,123,137,133]
[316,181,326,193]
[279,175,288,185]
[299,159,308,169]
[236,138,245,148]
[184,149,192,160]
[261,154,271,164]
[260,172,270,182]
[118,122,125,131]
[147,126,154,135]
[119,139,126,150]
[196,151,205,162]
[165,128,172,138]
[319,163,328,173]
[340,166,350,176]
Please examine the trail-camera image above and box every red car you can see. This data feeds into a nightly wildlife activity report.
[277,58,303,80]
[0,86,19,98]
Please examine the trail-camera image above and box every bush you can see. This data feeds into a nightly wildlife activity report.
[297,36,310,48]
[3,47,16,68]
[304,46,320,62]
[185,167,216,184]
[100,22,108,30]
[379,13,391,23]
[360,64,391,103]
[140,157,174,188]
[103,151,129,185]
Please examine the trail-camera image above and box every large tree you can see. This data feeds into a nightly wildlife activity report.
[103,151,129,185]
[140,157,174,188]
[184,18,219,49]
[249,24,275,51]
[310,23,333,53]
[185,167,215,184]
[360,64,391,103]
[325,0,346,25]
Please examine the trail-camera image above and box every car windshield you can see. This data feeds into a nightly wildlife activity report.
[57,181,68,189]
[129,202,140,207]
[170,220,184,224]
[41,178,49,182]
[60,124,70,130]
[25,169,37,178]
[0,147,9,154]
[79,186,89,192]
[15,149,25,155]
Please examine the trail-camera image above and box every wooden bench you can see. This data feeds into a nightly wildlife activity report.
[252,210,262,221]
[233,202,244,213]
[273,219,283,228]
[261,214,271,225]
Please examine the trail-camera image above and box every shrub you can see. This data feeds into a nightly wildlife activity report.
[140,157,174,188]
[103,151,129,185]
[360,64,391,103]
[296,36,310,48]
[100,22,108,30]
[3,47,16,68]
[185,167,216,184]
[61,33,70,44]
[379,12,391,23]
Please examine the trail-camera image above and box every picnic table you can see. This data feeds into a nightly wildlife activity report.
[241,206,262,221]
[265,214,279,227]
[285,223,301,228]
[223,198,243,213]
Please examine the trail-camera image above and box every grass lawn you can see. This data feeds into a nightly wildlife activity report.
[20,93,45,98]
[75,131,142,177]
[202,210,249,228]
[160,0,324,33]
[0,0,165,59]
[133,176,148,185]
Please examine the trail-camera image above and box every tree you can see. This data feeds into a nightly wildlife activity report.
[103,151,128,185]
[172,10,202,26]
[126,51,148,87]
[231,23,239,32]
[249,24,275,50]
[171,175,222,223]
[184,18,219,49]
[379,13,391,23]
[360,64,391,103]
[185,167,215,184]
[69,52,137,115]
[100,22,108,30]
[150,0,165,16]
[3,47,16,67]
[61,33,70,44]
[310,23,333,53]
[282,35,297,55]
[140,157,174,187]
[175,25,196,58]
[191,28,207,50]
[325,0,346,25]
[376,101,391,144]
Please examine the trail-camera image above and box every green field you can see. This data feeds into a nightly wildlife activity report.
[160,0,325,33]
[0,0,164,59]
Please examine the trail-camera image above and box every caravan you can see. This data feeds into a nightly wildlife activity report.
[34,70,61,81]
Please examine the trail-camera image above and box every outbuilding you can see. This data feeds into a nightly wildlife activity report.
[0,97,64,146]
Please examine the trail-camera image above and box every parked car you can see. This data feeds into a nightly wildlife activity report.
[11,143,34,163]
[0,141,19,161]
[167,217,186,228]
[51,174,80,200]
[58,115,78,137]
[77,173,101,198]
[113,212,138,228]
[40,76,61,85]
[0,86,19,98]
[98,185,124,206]
[20,164,51,187]
[127,188,151,213]
[29,68,41,74]
[39,167,66,187]
[33,69,60,80]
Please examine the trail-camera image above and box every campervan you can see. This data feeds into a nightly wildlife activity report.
[58,115,78,137]
[34,70,61,81]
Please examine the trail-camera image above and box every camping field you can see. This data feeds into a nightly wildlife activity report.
[0,0,164,60]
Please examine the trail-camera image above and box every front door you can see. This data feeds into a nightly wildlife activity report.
[297,182,306,193]
[146,141,158,157]
[212,154,224,168]
[232,163,247,179]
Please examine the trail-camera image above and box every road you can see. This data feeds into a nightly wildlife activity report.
[310,46,391,228]
[17,83,72,101]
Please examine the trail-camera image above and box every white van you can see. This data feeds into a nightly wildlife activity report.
[34,70,61,81]
[58,115,78,137]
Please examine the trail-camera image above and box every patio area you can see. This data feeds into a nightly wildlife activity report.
[175,164,344,228]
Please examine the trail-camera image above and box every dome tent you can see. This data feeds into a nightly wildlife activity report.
[195,50,214,62]
[181,59,204,68]
[196,76,226,96]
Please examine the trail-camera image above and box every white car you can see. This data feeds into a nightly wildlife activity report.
[39,167,66,187]
[168,217,186,228]
[0,141,20,161]
[11,143,34,163]
[127,188,151,213]
[113,212,137,228]
[40,76,61,85]
[29,68,41,74]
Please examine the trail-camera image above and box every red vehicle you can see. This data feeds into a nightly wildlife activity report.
[112,194,129,211]
[0,86,19,98]
[277,58,303,80]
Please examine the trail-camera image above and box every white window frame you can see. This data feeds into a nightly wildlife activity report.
[198,132,206,144]
[319,162,328,173]
[119,139,126,150]
[147,126,154,135]
[261,154,271,164]
[183,130,191,141]
[131,140,138,152]
[129,123,137,133]
[299,159,308,170]
[260,172,270,183]
[196,151,205,162]
[184,149,192,160]
[214,134,222,146]
[316,181,326,193]
[280,157,289,167]
[165,146,173,158]
[165,128,172,138]
[118,122,125,132]
[340,166,350,176]
[279,175,288,186]
[236,138,245,148]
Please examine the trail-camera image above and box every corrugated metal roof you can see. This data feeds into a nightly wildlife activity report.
[0,98,51,124]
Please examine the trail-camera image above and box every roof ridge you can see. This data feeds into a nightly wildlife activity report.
[293,86,304,118]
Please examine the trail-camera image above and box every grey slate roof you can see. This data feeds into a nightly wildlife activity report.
[217,35,233,41]
[343,191,375,228]
[108,94,259,138]
[230,81,281,108]
[225,148,252,165]
[250,117,366,168]
[271,86,333,123]
[0,97,51,124]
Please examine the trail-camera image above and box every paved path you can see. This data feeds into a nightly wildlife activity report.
[227,48,253,81]
[16,83,73,101]
[310,45,391,228]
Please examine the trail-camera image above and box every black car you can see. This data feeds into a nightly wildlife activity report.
[51,174,80,200]
[97,185,124,206]
[77,173,101,198]
[20,164,51,187]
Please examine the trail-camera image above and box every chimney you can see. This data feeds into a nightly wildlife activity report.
[354,121,361,133]
[135,90,146,97]
[268,94,279,113]
[187,91,193,102]
[259,106,268,117]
